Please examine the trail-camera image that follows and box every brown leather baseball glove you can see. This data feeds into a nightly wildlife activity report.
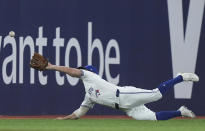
[30,52,48,71]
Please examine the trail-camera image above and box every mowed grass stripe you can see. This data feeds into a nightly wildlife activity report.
[0,119,204,131]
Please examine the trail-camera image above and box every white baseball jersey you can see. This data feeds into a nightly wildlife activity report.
[80,70,119,109]
[79,69,162,120]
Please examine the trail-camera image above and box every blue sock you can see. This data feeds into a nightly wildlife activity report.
[156,111,181,120]
[157,75,183,96]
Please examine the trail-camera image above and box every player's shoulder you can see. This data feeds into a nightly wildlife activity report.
[80,69,98,79]
[81,69,91,76]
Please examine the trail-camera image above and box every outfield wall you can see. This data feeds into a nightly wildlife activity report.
[0,0,205,116]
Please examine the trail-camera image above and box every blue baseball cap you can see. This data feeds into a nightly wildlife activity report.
[77,65,99,74]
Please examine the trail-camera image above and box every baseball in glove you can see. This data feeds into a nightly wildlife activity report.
[30,52,48,71]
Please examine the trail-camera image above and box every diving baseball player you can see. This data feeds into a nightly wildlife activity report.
[30,53,199,120]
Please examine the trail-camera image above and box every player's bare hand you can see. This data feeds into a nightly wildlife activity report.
[55,117,68,120]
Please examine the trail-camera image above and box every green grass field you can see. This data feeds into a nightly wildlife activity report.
[0,118,204,131]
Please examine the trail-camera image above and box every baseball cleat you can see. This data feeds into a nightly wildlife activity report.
[178,106,196,118]
[177,73,199,82]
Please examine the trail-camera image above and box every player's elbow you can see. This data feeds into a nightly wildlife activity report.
[73,106,89,118]
[69,70,77,77]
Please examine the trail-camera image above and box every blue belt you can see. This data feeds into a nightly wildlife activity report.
[115,89,120,109]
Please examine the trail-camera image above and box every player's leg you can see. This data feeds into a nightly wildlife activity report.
[118,73,199,108]
[125,105,195,121]
[157,73,199,96]
[156,106,195,120]
[119,87,163,108]
[125,105,157,120]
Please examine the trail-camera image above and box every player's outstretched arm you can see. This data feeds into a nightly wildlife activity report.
[46,62,82,78]
[30,53,82,78]
[56,106,89,120]
[56,113,79,120]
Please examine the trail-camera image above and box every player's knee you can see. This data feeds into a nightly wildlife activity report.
[152,88,163,101]
[126,106,157,121]
[130,113,157,121]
